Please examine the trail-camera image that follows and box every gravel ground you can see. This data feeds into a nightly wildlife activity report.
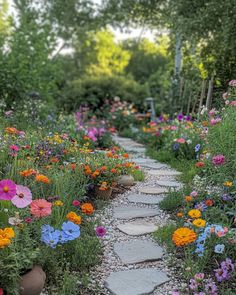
[87,161,187,295]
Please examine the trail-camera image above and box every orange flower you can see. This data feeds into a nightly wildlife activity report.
[0,238,11,248]
[81,203,94,215]
[202,121,209,127]
[35,174,51,184]
[83,135,90,140]
[106,152,113,157]
[50,157,59,163]
[185,196,193,202]
[66,212,82,225]
[5,127,18,134]
[223,181,233,187]
[67,163,76,170]
[111,168,117,173]
[115,164,122,168]
[195,162,205,168]
[99,182,109,190]
[20,169,37,177]
[205,199,214,206]
[172,227,197,247]
[123,153,129,158]
[176,212,184,217]
[0,228,15,239]
[100,166,107,172]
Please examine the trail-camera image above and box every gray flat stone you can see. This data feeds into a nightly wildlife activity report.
[125,147,146,153]
[114,240,163,264]
[128,193,164,204]
[113,206,158,219]
[117,220,158,236]
[140,163,167,169]
[156,180,182,188]
[105,268,169,295]
[132,158,157,164]
[148,170,182,176]
[139,187,169,195]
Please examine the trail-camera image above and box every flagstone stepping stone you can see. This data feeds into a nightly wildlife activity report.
[131,158,157,164]
[139,187,169,195]
[117,220,158,236]
[125,147,146,153]
[127,193,164,204]
[140,163,167,169]
[156,180,182,188]
[114,240,163,264]
[105,268,169,295]
[148,169,182,176]
[113,206,158,219]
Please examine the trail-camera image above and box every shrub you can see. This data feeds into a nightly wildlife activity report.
[59,75,150,112]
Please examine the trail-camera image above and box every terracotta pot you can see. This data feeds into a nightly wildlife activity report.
[95,186,112,199]
[20,265,46,295]
[117,175,135,186]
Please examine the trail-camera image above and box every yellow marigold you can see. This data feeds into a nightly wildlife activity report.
[176,212,184,217]
[54,200,64,207]
[35,174,51,184]
[172,227,197,247]
[224,181,233,187]
[192,218,206,228]
[66,212,82,225]
[0,238,11,248]
[188,209,201,219]
[0,227,15,239]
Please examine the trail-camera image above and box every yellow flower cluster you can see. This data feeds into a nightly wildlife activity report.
[0,227,15,249]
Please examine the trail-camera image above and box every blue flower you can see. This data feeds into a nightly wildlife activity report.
[195,143,201,153]
[214,244,225,254]
[41,228,61,248]
[41,225,55,234]
[61,221,80,243]
[173,143,180,151]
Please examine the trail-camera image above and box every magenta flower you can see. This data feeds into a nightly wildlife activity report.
[11,185,32,208]
[0,179,17,200]
[212,154,225,166]
[229,80,236,86]
[72,200,80,207]
[10,145,20,152]
[96,226,106,237]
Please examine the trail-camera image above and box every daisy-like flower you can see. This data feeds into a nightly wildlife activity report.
[30,199,52,217]
[96,226,106,237]
[11,185,32,208]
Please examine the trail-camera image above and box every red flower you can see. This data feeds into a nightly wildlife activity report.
[205,199,214,206]
[195,162,205,168]
[0,288,4,295]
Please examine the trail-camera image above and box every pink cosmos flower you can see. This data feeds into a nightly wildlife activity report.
[0,179,17,200]
[72,200,80,207]
[176,138,186,144]
[190,191,198,197]
[212,155,225,166]
[208,108,216,117]
[30,199,52,217]
[95,226,106,237]
[229,80,236,86]
[170,125,178,131]
[11,185,32,208]
[230,100,236,106]
[222,92,228,100]
[210,118,221,125]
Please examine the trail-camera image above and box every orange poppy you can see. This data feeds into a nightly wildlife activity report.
[81,203,94,215]
[35,174,51,184]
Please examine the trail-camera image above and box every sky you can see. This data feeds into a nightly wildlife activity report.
[7,0,157,54]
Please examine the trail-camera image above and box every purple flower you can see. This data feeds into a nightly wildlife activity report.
[95,226,106,237]
[189,278,198,290]
[212,155,225,166]
[221,194,232,201]
[177,114,184,121]
[204,279,218,294]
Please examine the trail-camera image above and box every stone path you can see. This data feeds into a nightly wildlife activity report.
[88,136,185,294]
